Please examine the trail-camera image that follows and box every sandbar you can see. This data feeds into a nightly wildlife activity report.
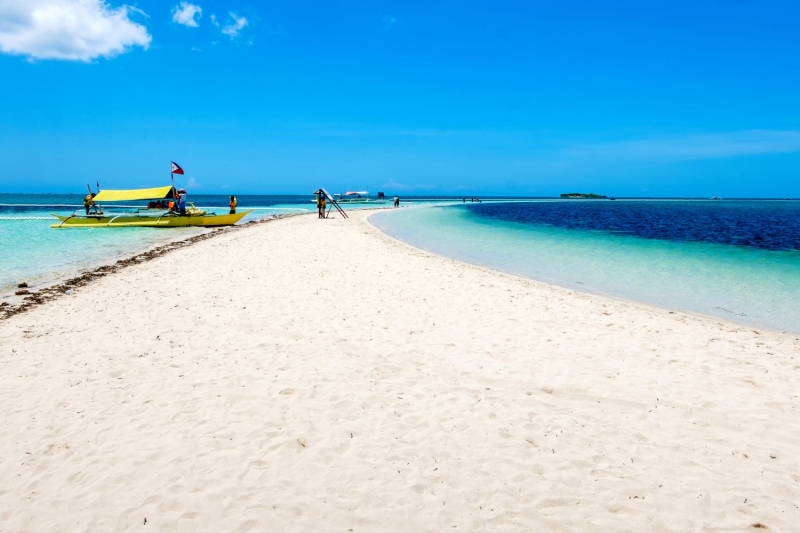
[1,209,798,532]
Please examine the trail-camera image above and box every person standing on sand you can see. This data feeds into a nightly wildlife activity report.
[393,196,400,208]
[318,195,327,218]
[229,195,237,214]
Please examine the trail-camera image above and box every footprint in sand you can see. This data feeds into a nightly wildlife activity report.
[44,443,70,456]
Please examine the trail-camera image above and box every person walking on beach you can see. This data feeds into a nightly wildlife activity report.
[393,195,400,208]
[229,195,237,214]
[83,192,96,215]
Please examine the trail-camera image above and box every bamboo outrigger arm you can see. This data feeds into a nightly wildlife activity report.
[106,212,125,226]
[57,214,76,228]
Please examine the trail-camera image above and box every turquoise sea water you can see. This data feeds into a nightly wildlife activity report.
[0,194,314,293]
[0,193,456,295]
[1,209,200,291]
[371,201,800,334]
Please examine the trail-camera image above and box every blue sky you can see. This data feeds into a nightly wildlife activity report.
[0,0,799,197]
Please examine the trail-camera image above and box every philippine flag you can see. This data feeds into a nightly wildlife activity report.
[171,161,184,175]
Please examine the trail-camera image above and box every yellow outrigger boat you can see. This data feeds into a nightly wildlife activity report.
[51,185,251,228]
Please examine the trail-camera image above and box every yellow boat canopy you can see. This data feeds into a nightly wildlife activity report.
[93,185,175,202]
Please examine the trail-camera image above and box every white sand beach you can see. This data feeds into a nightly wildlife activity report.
[1,209,798,532]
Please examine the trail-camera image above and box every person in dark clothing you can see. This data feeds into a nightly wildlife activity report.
[83,193,96,215]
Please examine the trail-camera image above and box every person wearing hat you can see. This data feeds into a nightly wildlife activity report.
[178,189,187,215]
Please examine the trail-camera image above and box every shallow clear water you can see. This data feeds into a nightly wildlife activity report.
[0,194,316,292]
[371,201,800,334]
[0,193,457,294]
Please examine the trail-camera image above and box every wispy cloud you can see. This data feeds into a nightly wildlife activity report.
[172,2,202,28]
[563,130,800,161]
[0,0,151,61]
[382,179,413,191]
[301,126,484,138]
[284,126,800,160]
[383,16,397,30]
[381,179,440,192]
[221,12,247,38]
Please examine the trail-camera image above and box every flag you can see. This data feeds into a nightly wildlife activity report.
[171,162,184,175]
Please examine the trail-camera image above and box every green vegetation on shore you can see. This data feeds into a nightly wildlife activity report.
[560,193,607,199]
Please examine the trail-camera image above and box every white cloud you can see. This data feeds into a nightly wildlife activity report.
[171,2,202,28]
[221,12,247,38]
[209,14,218,27]
[0,0,151,61]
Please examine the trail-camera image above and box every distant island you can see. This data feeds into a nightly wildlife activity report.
[560,193,607,199]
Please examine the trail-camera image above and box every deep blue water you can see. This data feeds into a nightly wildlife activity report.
[466,200,800,252]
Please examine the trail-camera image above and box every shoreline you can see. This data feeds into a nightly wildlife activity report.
[0,227,208,299]
[0,205,395,318]
[0,213,293,321]
[5,203,795,339]
[367,210,798,339]
[367,207,800,337]
[0,204,317,298]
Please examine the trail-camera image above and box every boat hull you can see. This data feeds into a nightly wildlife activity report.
[51,210,252,228]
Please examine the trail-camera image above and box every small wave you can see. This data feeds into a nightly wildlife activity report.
[0,216,54,220]
[0,204,82,208]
